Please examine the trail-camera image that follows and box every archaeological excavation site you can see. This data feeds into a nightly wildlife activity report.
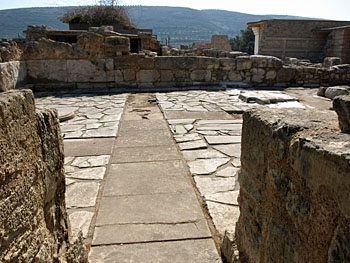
[0,7,350,263]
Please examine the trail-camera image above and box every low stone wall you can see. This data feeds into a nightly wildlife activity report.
[24,55,350,90]
[1,55,349,91]
[0,90,86,262]
[236,107,350,262]
[0,61,26,92]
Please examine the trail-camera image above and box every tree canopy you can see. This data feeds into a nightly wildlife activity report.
[230,27,255,54]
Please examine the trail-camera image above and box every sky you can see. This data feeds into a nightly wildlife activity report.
[0,0,349,21]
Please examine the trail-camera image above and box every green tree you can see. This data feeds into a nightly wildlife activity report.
[230,27,254,54]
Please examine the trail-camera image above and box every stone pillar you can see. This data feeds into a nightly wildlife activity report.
[251,27,260,55]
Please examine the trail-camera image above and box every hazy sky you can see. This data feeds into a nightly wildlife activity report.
[0,0,349,21]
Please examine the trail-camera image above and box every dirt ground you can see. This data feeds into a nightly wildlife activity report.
[283,87,333,111]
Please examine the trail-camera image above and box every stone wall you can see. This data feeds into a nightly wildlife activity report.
[236,107,350,262]
[249,20,350,62]
[0,61,26,92]
[25,55,350,89]
[0,90,87,262]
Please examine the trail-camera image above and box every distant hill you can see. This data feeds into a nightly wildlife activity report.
[0,6,310,47]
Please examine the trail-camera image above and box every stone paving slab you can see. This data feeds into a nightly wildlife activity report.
[114,129,174,147]
[90,93,220,262]
[93,219,211,245]
[64,138,115,157]
[103,161,193,196]
[118,119,169,131]
[110,145,180,163]
[96,191,205,226]
[89,239,222,263]
[164,111,234,120]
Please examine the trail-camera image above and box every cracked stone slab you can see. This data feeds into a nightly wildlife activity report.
[66,181,100,208]
[204,191,239,206]
[174,133,202,143]
[187,158,230,175]
[167,119,196,125]
[93,219,211,245]
[66,167,106,180]
[96,191,205,226]
[213,144,241,157]
[103,161,192,196]
[70,155,110,168]
[68,210,94,239]
[111,145,180,163]
[197,124,243,131]
[194,176,236,196]
[205,135,241,145]
[64,138,115,157]
[182,148,227,160]
[178,140,207,150]
[89,239,221,263]
[216,166,240,178]
[206,201,240,235]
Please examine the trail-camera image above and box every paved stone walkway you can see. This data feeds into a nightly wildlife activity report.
[35,88,314,262]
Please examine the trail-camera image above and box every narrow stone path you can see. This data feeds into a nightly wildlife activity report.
[89,94,221,262]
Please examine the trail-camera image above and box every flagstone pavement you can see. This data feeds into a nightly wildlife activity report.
[35,87,328,262]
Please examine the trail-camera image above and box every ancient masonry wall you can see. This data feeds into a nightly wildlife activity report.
[236,106,350,262]
[1,55,350,91]
[0,90,87,262]
[0,61,26,92]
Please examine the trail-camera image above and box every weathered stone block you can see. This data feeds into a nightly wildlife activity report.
[237,108,350,263]
[276,66,297,83]
[26,59,68,83]
[155,56,198,70]
[137,69,160,83]
[190,70,211,82]
[250,55,283,69]
[0,90,87,262]
[0,61,26,91]
[325,86,350,99]
[67,59,112,82]
[250,68,265,83]
[236,56,252,70]
[333,95,350,133]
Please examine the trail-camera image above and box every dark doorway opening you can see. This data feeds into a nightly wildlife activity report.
[130,39,140,53]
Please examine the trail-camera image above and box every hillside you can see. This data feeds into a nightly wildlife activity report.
[0,6,308,47]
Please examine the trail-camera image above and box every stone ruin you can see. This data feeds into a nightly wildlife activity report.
[235,95,350,263]
[0,23,350,262]
[0,90,87,262]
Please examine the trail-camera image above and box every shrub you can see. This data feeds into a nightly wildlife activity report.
[60,5,136,29]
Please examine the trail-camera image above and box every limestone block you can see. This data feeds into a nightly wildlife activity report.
[324,86,349,99]
[250,55,283,69]
[160,70,174,82]
[196,57,220,70]
[0,61,26,91]
[26,59,68,82]
[191,70,211,82]
[265,70,277,80]
[228,71,243,82]
[236,56,252,70]
[276,66,297,83]
[219,58,236,71]
[114,55,140,69]
[333,95,350,133]
[237,108,349,263]
[155,56,198,70]
[104,36,130,56]
[137,69,160,83]
[250,68,265,83]
[123,69,136,82]
[0,90,87,262]
[67,59,113,82]
[323,57,342,68]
